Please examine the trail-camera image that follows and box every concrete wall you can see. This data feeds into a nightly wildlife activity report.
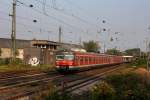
[0,48,55,65]
[0,48,11,58]
[0,48,23,59]
[24,48,41,64]
[43,49,55,65]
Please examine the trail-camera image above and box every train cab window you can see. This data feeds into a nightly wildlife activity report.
[56,55,74,60]
[65,55,74,60]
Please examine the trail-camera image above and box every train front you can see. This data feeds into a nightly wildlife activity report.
[55,51,75,71]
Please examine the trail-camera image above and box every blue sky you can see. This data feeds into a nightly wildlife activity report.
[0,0,150,51]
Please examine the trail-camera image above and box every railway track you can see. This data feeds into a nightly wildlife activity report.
[0,70,57,80]
[0,70,43,79]
[0,64,124,100]
[64,66,121,93]
[0,71,58,87]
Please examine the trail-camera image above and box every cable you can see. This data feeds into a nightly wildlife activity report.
[35,0,97,27]
[0,16,54,37]
[0,10,58,31]
[17,0,85,32]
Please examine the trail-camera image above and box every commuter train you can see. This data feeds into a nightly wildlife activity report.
[55,50,131,71]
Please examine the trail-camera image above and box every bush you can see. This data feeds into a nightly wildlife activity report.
[9,58,23,65]
[44,86,72,100]
[34,72,150,100]
[0,58,11,65]
[0,58,23,66]
[105,73,150,100]
[45,91,71,100]
[130,58,147,67]
[90,81,116,100]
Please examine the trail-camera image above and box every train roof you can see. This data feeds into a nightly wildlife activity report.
[56,50,122,57]
[122,56,133,58]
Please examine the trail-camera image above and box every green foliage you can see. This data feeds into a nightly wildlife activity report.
[130,58,147,67]
[0,58,11,65]
[0,64,54,73]
[45,88,60,100]
[106,48,122,55]
[105,73,150,100]
[83,40,100,53]
[15,49,19,56]
[45,88,72,100]
[0,58,22,66]
[9,58,23,65]
[57,46,68,51]
[124,48,140,57]
[90,81,116,100]
[0,58,23,68]
[35,72,150,100]
[45,91,71,100]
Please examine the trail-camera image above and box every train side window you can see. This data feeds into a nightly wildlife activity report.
[76,56,79,64]
[86,56,89,64]
[80,57,82,62]
[89,57,91,63]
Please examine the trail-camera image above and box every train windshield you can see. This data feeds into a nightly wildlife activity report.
[56,55,74,60]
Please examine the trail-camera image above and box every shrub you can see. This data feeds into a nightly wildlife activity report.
[130,58,147,67]
[0,58,23,65]
[9,58,23,65]
[44,86,72,100]
[0,58,11,65]
[105,73,150,100]
[90,81,116,100]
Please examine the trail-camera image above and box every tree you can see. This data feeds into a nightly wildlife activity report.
[83,40,100,53]
[124,48,140,57]
[106,48,122,55]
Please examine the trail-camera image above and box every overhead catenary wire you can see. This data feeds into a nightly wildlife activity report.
[35,0,97,27]
[0,0,99,43]
[0,6,59,33]
[17,0,85,32]
[0,10,59,32]
[0,15,54,37]
[64,0,96,23]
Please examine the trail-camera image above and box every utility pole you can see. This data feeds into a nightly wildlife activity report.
[59,26,62,43]
[146,39,149,71]
[104,43,106,54]
[79,37,82,45]
[148,42,150,71]
[10,0,17,61]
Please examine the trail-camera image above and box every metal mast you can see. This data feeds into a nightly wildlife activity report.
[59,26,62,43]
[10,0,17,61]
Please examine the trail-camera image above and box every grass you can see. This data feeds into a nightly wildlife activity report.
[129,58,147,68]
[0,64,55,73]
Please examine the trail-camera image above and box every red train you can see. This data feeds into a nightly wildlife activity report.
[55,50,125,71]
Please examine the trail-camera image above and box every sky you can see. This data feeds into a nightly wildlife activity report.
[0,0,150,52]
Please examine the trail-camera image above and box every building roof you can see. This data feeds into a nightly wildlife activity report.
[0,38,82,49]
[31,40,60,46]
[0,38,31,48]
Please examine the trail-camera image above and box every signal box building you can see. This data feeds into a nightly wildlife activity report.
[0,38,82,65]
